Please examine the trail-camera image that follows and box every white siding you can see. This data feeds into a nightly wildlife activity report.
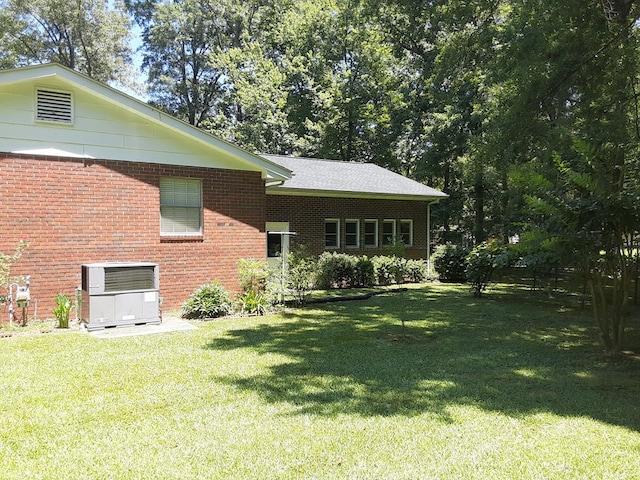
[0,78,256,172]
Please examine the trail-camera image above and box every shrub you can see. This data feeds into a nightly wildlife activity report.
[236,258,272,314]
[404,259,428,283]
[237,258,270,296]
[465,240,512,297]
[353,256,375,287]
[286,246,317,305]
[181,282,233,319]
[433,244,469,282]
[315,252,356,289]
[372,255,398,286]
[237,290,267,315]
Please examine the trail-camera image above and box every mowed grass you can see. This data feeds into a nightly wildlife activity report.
[1,283,639,479]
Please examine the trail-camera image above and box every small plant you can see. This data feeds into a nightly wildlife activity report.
[238,290,267,315]
[52,293,73,328]
[181,282,233,319]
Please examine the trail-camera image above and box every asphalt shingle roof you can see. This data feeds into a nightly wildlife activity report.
[263,155,447,200]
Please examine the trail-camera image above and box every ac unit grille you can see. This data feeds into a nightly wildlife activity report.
[104,266,156,292]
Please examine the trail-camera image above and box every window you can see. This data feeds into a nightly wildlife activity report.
[400,220,413,246]
[36,89,73,124]
[364,220,378,247]
[160,177,202,235]
[382,219,396,246]
[325,219,340,248]
[345,219,359,248]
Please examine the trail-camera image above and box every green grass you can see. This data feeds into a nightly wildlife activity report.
[1,283,639,479]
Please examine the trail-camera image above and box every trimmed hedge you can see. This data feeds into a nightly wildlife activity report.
[311,252,427,290]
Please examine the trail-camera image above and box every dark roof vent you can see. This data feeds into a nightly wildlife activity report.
[36,89,73,124]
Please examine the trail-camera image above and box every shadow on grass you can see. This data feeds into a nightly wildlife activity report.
[204,284,640,430]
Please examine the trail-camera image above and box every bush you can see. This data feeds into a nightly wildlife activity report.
[181,282,233,319]
[465,240,512,297]
[237,290,267,315]
[286,246,317,305]
[433,244,469,282]
[372,255,403,286]
[404,259,428,283]
[236,258,273,314]
[315,252,356,289]
[353,256,375,287]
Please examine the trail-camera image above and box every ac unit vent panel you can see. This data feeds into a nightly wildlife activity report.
[105,266,156,292]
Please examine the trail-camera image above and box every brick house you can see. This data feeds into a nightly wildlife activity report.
[264,155,447,263]
[0,64,445,317]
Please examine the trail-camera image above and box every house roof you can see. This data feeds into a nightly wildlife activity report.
[0,63,292,182]
[264,155,448,201]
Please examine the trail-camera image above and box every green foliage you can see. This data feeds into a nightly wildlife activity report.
[465,241,511,298]
[433,244,469,283]
[237,290,267,316]
[237,258,269,296]
[236,258,272,315]
[1,0,133,85]
[404,259,428,283]
[181,282,233,320]
[315,252,357,289]
[353,256,376,288]
[0,240,29,295]
[52,293,72,329]
[286,245,318,305]
[371,255,405,286]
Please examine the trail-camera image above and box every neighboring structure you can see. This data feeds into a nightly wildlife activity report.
[264,155,447,262]
[0,64,446,315]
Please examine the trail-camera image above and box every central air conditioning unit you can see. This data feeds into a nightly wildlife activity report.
[80,262,160,331]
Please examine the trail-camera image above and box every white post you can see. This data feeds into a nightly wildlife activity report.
[426,202,432,279]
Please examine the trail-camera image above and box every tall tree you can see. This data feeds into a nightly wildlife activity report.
[486,0,640,356]
[0,0,133,85]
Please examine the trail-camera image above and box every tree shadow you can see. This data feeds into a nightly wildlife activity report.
[204,285,640,430]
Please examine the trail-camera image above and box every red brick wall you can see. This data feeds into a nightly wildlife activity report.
[266,194,429,259]
[0,153,266,315]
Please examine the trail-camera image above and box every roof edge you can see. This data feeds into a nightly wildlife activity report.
[1,63,292,181]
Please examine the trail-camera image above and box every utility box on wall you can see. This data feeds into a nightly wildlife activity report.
[81,262,160,331]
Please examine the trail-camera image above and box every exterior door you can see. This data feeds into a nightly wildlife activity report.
[266,222,290,270]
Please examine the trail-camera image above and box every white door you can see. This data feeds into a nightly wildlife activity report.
[266,222,290,270]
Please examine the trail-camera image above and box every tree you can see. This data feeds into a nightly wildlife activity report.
[0,0,133,85]
[487,0,640,356]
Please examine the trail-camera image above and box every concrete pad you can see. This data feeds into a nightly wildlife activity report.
[87,316,197,339]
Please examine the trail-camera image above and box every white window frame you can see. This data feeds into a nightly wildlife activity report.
[399,219,413,246]
[160,177,202,236]
[382,219,396,246]
[325,218,340,249]
[364,219,378,248]
[345,219,360,249]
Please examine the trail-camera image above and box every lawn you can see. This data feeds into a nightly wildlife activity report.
[1,283,639,479]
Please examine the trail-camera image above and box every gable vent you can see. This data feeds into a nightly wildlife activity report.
[36,89,73,124]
